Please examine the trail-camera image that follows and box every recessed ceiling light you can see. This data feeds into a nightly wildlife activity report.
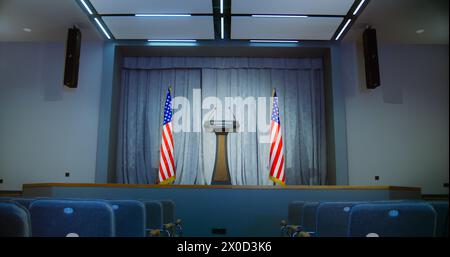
[221,17,224,39]
[416,29,425,34]
[335,19,352,40]
[94,18,111,39]
[80,0,93,15]
[353,0,366,15]
[147,40,197,46]
[135,14,191,17]
[252,15,308,18]
[23,28,32,32]
[250,40,299,43]
[147,39,197,42]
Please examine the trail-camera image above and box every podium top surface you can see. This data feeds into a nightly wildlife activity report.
[204,120,239,133]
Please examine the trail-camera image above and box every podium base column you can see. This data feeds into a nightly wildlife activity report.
[211,132,232,185]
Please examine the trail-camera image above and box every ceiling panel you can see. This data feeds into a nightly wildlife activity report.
[0,0,101,42]
[345,0,449,44]
[231,16,343,40]
[232,0,355,15]
[103,16,215,40]
[90,0,213,14]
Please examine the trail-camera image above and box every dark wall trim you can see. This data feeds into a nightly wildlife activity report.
[422,194,449,201]
[0,190,22,197]
[95,42,116,183]
[106,46,123,183]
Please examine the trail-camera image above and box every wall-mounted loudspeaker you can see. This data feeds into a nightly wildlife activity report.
[64,27,82,88]
[362,27,380,89]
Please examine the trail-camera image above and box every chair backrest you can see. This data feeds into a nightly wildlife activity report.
[348,202,436,237]
[302,202,320,233]
[108,200,146,237]
[0,201,32,237]
[141,200,163,230]
[316,202,364,237]
[160,200,176,225]
[29,199,115,237]
[287,201,305,225]
[11,198,36,209]
[372,200,425,204]
[428,201,448,237]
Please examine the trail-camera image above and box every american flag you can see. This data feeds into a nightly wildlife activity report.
[269,89,285,185]
[158,88,176,184]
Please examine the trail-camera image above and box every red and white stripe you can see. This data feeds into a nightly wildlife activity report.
[269,121,285,185]
[159,122,176,184]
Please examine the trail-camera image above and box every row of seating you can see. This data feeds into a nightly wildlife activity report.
[281,200,448,237]
[0,197,183,237]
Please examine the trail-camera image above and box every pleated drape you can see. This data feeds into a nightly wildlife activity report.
[117,57,326,185]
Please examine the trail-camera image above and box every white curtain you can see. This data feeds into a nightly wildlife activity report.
[117,57,326,185]
[117,69,203,184]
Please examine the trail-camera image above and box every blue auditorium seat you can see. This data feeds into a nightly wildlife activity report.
[11,198,36,209]
[160,199,183,236]
[288,201,305,225]
[29,199,115,237]
[160,200,175,225]
[348,202,436,237]
[141,200,164,235]
[428,201,448,237]
[108,200,146,237]
[0,201,32,237]
[316,202,364,237]
[372,200,425,204]
[302,202,320,234]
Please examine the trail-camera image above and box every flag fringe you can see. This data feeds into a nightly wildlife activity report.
[269,176,285,186]
[159,176,176,185]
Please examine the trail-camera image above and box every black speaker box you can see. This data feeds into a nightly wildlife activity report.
[64,27,82,88]
[362,28,381,89]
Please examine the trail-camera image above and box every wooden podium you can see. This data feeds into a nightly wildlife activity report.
[204,120,239,185]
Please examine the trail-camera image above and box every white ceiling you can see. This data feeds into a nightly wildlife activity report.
[232,0,355,15]
[344,0,449,44]
[2,0,446,44]
[89,0,358,41]
[0,0,358,42]
[90,0,212,14]
[0,0,102,42]
[103,16,215,40]
[232,17,343,40]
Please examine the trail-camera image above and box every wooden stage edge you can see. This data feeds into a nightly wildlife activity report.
[22,183,421,192]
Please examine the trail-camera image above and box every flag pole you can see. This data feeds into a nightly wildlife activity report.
[272,88,276,186]
[158,85,176,185]
[169,86,175,185]
[169,85,173,104]
[169,86,174,117]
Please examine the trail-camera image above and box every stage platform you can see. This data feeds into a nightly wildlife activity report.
[22,183,421,237]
